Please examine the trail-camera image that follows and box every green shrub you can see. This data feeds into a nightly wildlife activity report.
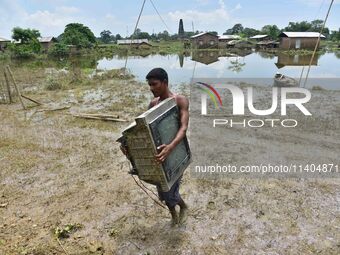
[48,43,69,57]
[45,76,62,90]
[8,42,40,58]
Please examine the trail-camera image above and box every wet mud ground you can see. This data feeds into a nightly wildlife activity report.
[0,68,339,254]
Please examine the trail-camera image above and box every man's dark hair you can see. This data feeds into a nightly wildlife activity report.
[146,68,168,82]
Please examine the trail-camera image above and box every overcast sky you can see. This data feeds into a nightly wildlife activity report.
[0,0,339,39]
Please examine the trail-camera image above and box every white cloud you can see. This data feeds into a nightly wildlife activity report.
[104,14,124,26]
[167,0,238,33]
[23,7,81,36]
[134,0,244,35]
[55,6,80,14]
[168,9,230,30]
[0,2,119,38]
[231,3,242,12]
[218,0,226,10]
[168,3,229,26]
[195,0,211,5]
[0,1,84,38]
[0,0,31,37]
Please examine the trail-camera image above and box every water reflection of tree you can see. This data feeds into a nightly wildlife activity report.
[335,51,340,59]
[8,55,97,70]
[257,51,276,59]
[178,53,184,67]
[317,50,326,57]
[228,58,246,73]
[67,55,97,82]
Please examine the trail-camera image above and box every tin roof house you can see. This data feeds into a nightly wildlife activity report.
[250,35,270,41]
[190,32,219,49]
[218,35,241,48]
[39,37,58,52]
[0,37,11,51]
[191,50,219,65]
[275,52,318,68]
[117,39,152,49]
[278,32,325,50]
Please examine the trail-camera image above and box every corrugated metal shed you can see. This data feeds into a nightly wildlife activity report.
[190,32,218,39]
[0,37,11,42]
[39,37,57,43]
[117,39,149,45]
[218,35,240,40]
[190,32,205,38]
[279,32,326,38]
[256,40,279,45]
[250,35,268,39]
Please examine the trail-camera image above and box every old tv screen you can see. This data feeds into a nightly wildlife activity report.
[119,97,191,191]
[148,104,191,182]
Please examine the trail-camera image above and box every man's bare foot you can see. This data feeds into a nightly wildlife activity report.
[179,205,188,225]
[171,215,179,227]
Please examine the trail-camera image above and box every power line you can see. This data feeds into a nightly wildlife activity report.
[149,0,172,33]
[313,0,327,20]
[298,0,327,86]
[303,0,334,88]
[123,0,172,71]
[124,0,147,71]
[132,0,147,38]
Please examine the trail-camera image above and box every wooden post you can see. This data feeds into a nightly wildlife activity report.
[6,66,26,110]
[21,95,42,106]
[0,80,5,103]
[3,70,12,104]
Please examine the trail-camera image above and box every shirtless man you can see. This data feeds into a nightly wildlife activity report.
[146,68,189,226]
[120,68,189,226]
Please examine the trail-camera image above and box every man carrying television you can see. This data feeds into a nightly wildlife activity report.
[120,68,189,226]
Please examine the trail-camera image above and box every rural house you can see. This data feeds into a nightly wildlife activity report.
[218,35,240,48]
[191,50,219,65]
[227,40,253,49]
[0,37,11,51]
[275,52,318,68]
[256,40,279,49]
[39,37,58,52]
[190,32,219,49]
[117,39,152,49]
[278,32,325,50]
[250,35,270,41]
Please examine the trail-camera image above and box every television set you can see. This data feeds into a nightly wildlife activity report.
[117,97,191,191]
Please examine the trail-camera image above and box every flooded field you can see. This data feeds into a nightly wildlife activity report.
[97,51,340,89]
[0,53,339,254]
[2,50,340,90]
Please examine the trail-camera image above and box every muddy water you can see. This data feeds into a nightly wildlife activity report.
[2,51,340,90]
[97,52,340,90]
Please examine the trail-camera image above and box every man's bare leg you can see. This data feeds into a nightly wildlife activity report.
[168,206,179,226]
[178,198,188,225]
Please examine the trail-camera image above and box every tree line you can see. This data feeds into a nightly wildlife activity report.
[220,20,338,40]
[6,19,340,58]
[8,23,96,57]
[120,20,339,41]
